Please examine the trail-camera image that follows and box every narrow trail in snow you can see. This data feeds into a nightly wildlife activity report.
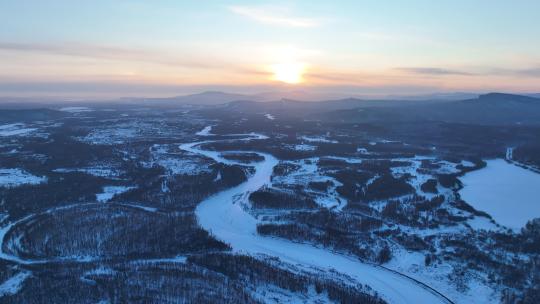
[180,129,454,304]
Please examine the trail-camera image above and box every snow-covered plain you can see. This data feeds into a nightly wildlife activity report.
[180,135,451,304]
[96,186,135,202]
[0,123,37,137]
[460,159,540,230]
[0,169,46,188]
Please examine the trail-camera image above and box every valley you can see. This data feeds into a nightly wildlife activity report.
[0,93,539,303]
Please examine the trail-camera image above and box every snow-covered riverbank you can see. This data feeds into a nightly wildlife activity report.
[180,128,451,304]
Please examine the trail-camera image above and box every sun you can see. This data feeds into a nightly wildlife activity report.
[271,62,306,84]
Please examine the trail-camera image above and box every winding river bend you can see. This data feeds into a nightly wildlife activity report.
[180,131,451,304]
[0,130,452,303]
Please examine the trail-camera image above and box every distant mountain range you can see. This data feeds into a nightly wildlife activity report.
[1,91,539,126]
[314,93,540,126]
[126,90,540,107]
[200,92,540,126]
[2,90,540,106]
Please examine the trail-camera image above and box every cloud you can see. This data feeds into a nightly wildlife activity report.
[490,67,540,78]
[0,42,215,69]
[229,5,319,27]
[396,67,475,76]
[398,66,540,78]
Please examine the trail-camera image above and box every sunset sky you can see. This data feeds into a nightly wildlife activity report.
[1,0,539,98]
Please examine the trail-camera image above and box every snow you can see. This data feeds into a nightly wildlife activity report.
[0,123,37,137]
[0,203,105,264]
[300,136,338,144]
[0,169,46,188]
[79,127,138,145]
[114,202,158,213]
[461,160,475,168]
[96,186,135,202]
[154,157,212,176]
[324,156,363,164]
[465,216,499,231]
[0,271,31,297]
[505,147,514,160]
[251,284,331,303]
[53,167,121,178]
[389,156,462,199]
[386,248,498,304]
[459,159,540,230]
[131,256,187,264]
[59,106,93,113]
[272,158,344,209]
[181,135,450,304]
[84,266,115,276]
[505,147,540,173]
[196,125,213,136]
[146,144,214,176]
[285,144,316,151]
[357,147,369,154]
[264,114,275,120]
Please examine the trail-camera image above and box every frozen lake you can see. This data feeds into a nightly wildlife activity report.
[460,159,540,230]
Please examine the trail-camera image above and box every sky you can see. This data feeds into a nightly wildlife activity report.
[1,0,539,99]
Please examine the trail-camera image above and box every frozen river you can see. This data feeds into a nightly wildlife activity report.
[180,129,451,304]
[460,159,540,230]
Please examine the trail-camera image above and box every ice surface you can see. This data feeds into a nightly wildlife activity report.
[460,159,540,230]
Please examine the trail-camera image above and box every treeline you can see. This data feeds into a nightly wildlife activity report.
[188,253,386,304]
[116,162,248,211]
[249,187,318,209]
[4,253,387,304]
[4,260,257,304]
[0,172,108,218]
[514,143,540,169]
[257,209,384,261]
[221,152,264,163]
